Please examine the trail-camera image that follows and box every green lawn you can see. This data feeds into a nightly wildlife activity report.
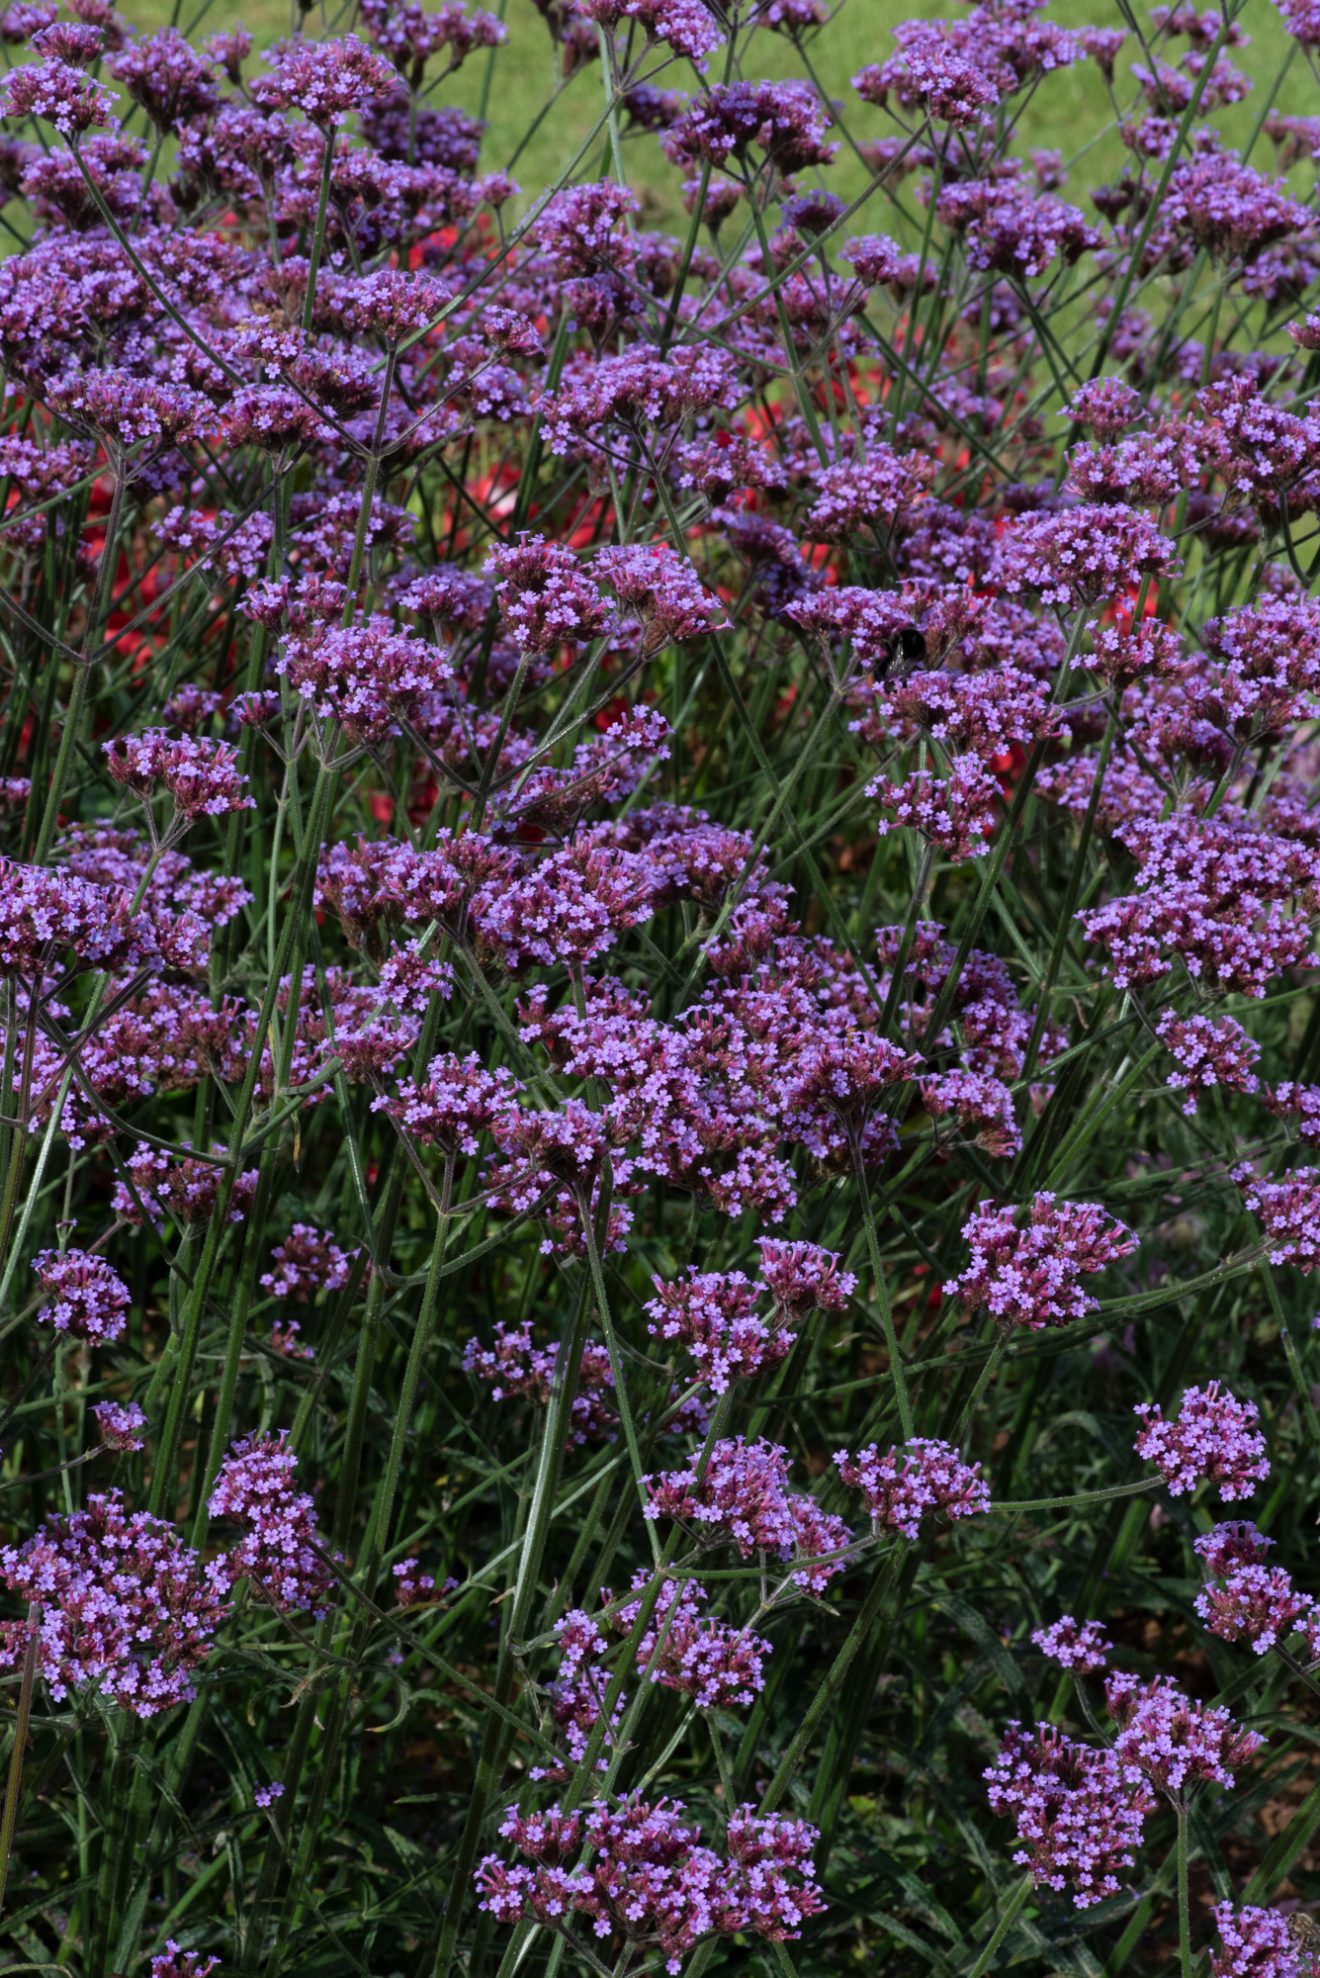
[131,0,1320,228]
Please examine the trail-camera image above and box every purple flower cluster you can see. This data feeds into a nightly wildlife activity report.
[614,1572,771,1711]
[1032,1615,1110,1673]
[486,534,610,656]
[0,1492,229,1716]
[261,1226,355,1303]
[1210,1904,1311,1978]
[871,754,1002,862]
[644,1438,852,1594]
[477,1796,825,1970]
[834,1439,990,1540]
[376,1052,518,1156]
[644,1241,852,1394]
[278,620,453,743]
[1194,1524,1316,1657]
[985,1722,1154,1907]
[997,503,1178,606]
[208,1434,334,1616]
[1134,1384,1270,1500]
[596,543,728,652]
[947,1193,1138,1331]
[1157,1012,1261,1115]
[536,1608,623,1775]
[32,1247,130,1345]
[93,1399,147,1452]
[1080,816,1320,1000]
[104,730,253,822]
[646,1270,785,1394]
[756,1238,857,1318]
[463,1320,618,1446]
[1105,1672,1264,1798]
[113,1144,258,1231]
[1237,1167,1320,1273]
[149,1948,221,1978]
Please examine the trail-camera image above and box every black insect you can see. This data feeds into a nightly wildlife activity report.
[876,624,928,679]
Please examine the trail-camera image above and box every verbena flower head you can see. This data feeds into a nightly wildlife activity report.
[937,176,1099,281]
[595,543,728,653]
[1105,1672,1264,1798]
[377,1052,519,1156]
[834,1439,990,1539]
[985,1721,1153,1907]
[392,1558,441,1606]
[533,1607,623,1775]
[613,1571,771,1710]
[1,54,115,133]
[645,1268,786,1393]
[0,1491,229,1716]
[581,0,723,67]
[948,1193,1137,1330]
[1157,1012,1261,1115]
[871,754,1002,862]
[997,503,1178,607]
[921,1069,1021,1156]
[1134,1384,1269,1500]
[261,1226,355,1303]
[111,27,219,128]
[113,1144,257,1231]
[806,447,936,538]
[1236,1166,1320,1272]
[1066,377,1145,438]
[1210,1903,1309,1978]
[660,78,837,174]
[250,34,397,124]
[208,1433,334,1616]
[1195,1524,1310,1655]
[0,860,152,978]
[104,731,254,821]
[44,371,206,453]
[1032,1615,1111,1672]
[853,20,1005,127]
[475,844,660,970]
[360,0,505,79]
[1081,816,1320,1000]
[785,1030,921,1162]
[93,1399,147,1452]
[149,1945,221,1978]
[278,620,453,742]
[463,1321,616,1445]
[32,1248,130,1345]
[477,1793,825,1968]
[485,534,611,655]
[644,1437,853,1594]
[756,1239,856,1319]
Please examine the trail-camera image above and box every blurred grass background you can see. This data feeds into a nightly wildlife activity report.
[130,0,1319,226]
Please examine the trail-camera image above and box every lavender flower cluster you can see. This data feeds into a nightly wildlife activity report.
[0,0,1319,1971]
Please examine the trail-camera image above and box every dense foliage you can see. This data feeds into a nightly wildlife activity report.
[5,0,1320,1973]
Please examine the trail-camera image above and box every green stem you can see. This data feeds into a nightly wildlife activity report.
[965,1872,1033,1978]
[430,1280,596,1978]
[0,1605,38,1920]
[33,467,129,862]
[1175,1799,1193,1978]
[579,1179,662,1564]
[758,1555,897,1814]
[994,1475,1157,1516]
[852,1133,913,1443]
[302,130,336,334]
[355,1154,455,1592]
